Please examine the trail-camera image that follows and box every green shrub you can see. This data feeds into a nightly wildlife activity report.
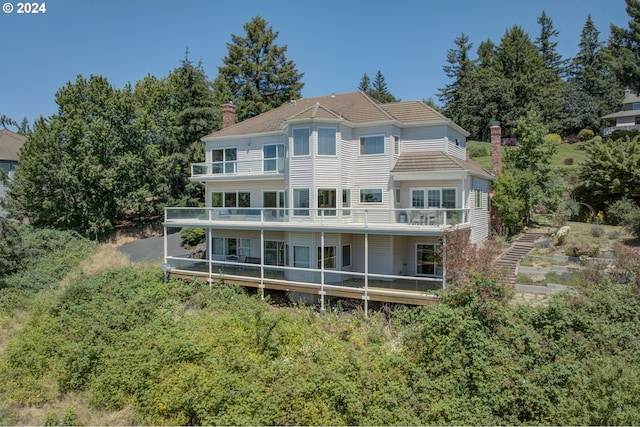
[544,133,562,144]
[590,226,605,238]
[578,129,595,141]
[565,242,600,258]
[607,198,640,226]
[180,228,206,248]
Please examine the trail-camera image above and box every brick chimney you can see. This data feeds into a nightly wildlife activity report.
[490,121,502,177]
[222,102,236,129]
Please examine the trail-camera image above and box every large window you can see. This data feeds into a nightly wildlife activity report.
[360,189,383,203]
[411,189,425,208]
[317,246,336,269]
[293,246,310,268]
[318,188,336,216]
[211,148,237,174]
[425,188,456,209]
[212,238,251,258]
[293,128,310,156]
[317,128,337,156]
[293,188,309,216]
[264,241,285,266]
[360,135,385,155]
[263,144,285,172]
[212,191,251,208]
[263,191,286,217]
[417,244,442,276]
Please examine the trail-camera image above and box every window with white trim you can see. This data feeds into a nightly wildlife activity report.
[293,128,310,156]
[317,128,337,156]
[425,188,456,209]
[263,144,285,172]
[318,188,336,216]
[212,191,250,208]
[474,189,483,209]
[293,188,309,216]
[293,246,310,268]
[212,238,251,257]
[411,189,425,208]
[317,246,336,269]
[264,240,285,266]
[360,189,383,203]
[343,189,351,216]
[342,244,352,268]
[359,135,385,155]
[416,243,442,276]
[211,148,237,174]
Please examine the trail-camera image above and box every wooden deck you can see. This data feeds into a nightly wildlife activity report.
[169,269,441,306]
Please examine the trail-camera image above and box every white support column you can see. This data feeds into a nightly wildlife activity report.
[320,231,325,312]
[364,232,369,316]
[163,224,168,264]
[442,234,447,290]
[260,228,265,300]
[207,228,212,289]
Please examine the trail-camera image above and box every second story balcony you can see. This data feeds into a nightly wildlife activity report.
[191,158,285,180]
[165,207,471,233]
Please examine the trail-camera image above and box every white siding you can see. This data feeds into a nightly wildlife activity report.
[469,177,491,244]
[401,126,447,151]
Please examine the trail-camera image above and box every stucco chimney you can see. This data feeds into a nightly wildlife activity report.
[490,121,502,177]
[222,102,236,129]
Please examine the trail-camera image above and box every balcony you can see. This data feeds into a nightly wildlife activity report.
[603,124,640,136]
[191,159,284,180]
[165,207,470,232]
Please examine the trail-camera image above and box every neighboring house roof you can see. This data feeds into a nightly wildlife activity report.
[204,91,467,139]
[391,151,493,179]
[622,91,640,105]
[0,129,26,161]
[602,109,640,120]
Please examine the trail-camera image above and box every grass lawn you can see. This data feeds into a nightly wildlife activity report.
[466,140,591,174]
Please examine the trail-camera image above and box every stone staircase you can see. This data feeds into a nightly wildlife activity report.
[494,232,546,285]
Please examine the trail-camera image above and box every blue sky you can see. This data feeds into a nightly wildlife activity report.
[0,0,631,126]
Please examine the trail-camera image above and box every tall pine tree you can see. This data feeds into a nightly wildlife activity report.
[213,16,304,121]
[607,0,640,93]
[535,11,566,132]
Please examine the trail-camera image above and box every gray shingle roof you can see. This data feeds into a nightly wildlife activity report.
[204,91,461,139]
[391,151,493,179]
[0,129,26,161]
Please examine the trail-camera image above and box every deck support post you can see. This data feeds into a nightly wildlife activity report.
[320,231,325,312]
[207,228,212,289]
[364,232,369,316]
[442,234,447,290]
[260,228,265,299]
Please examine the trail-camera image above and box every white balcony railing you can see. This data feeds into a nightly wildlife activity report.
[165,207,470,228]
[191,159,284,178]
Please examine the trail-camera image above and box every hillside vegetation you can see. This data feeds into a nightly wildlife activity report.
[1,227,640,425]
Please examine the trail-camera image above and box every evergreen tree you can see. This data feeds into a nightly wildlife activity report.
[213,16,304,121]
[535,11,567,132]
[0,114,17,129]
[496,26,546,130]
[370,70,398,103]
[607,0,640,93]
[438,33,477,129]
[562,16,624,135]
[358,73,371,93]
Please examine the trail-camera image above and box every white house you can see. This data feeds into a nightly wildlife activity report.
[163,91,494,307]
[603,90,640,136]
